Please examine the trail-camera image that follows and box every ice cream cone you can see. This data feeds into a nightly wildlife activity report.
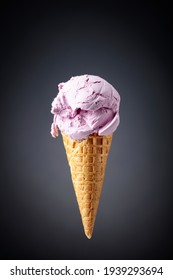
[62,132,112,239]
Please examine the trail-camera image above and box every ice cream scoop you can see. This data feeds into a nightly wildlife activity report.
[51,74,120,140]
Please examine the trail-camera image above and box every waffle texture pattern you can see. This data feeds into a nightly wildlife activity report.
[62,133,112,239]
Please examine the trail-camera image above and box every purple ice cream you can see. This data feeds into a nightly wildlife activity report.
[51,74,120,140]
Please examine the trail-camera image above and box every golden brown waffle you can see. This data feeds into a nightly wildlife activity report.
[62,133,112,239]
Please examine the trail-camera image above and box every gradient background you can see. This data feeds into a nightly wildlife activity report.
[0,1,172,260]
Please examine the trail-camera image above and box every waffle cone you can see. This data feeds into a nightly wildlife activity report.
[62,133,112,239]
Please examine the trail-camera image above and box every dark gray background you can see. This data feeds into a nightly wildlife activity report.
[0,1,172,259]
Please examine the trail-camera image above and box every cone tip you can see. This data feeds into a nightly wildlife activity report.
[85,232,92,239]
